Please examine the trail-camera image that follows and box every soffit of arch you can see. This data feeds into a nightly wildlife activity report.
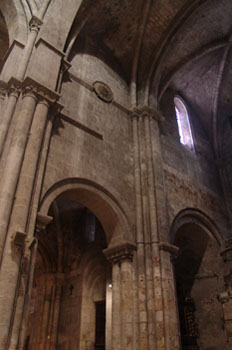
[0,0,28,45]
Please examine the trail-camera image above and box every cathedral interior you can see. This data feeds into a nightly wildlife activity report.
[0,1,232,350]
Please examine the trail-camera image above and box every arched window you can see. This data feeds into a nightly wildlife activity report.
[174,96,194,151]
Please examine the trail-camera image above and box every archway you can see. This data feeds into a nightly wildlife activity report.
[24,180,133,350]
[26,197,110,350]
[171,210,226,350]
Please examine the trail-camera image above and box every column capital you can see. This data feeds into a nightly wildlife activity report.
[103,241,137,264]
[29,16,43,32]
[35,212,53,235]
[7,77,22,98]
[22,77,60,104]
[129,105,164,122]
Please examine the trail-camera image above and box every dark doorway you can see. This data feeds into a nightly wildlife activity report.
[95,301,106,350]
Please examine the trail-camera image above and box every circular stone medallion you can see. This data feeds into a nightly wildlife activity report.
[93,81,113,103]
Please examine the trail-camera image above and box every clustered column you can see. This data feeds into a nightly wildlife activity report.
[0,77,60,350]
[104,242,136,350]
[130,106,180,350]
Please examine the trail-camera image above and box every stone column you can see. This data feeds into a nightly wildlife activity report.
[159,242,180,350]
[16,16,43,81]
[219,241,232,348]
[16,215,52,350]
[0,85,37,263]
[131,111,150,350]
[49,276,63,350]
[0,78,58,350]
[38,280,54,350]
[218,292,232,349]
[104,242,136,350]
[0,15,42,162]
[8,239,37,350]
[0,80,8,118]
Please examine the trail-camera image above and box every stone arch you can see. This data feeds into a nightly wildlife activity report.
[39,178,133,248]
[0,0,28,45]
[170,208,222,247]
[170,208,226,350]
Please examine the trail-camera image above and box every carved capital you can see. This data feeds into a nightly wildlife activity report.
[29,16,43,32]
[129,105,164,122]
[7,77,22,98]
[35,212,53,235]
[22,77,60,104]
[103,242,137,264]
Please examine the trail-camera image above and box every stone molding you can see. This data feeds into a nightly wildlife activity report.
[35,38,65,58]
[22,77,60,103]
[103,242,137,264]
[61,59,72,73]
[159,242,179,257]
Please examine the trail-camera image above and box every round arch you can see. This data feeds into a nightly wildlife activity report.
[39,178,133,248]
[170,208,222,246]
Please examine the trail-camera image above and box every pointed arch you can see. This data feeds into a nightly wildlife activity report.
[170,208,222,246]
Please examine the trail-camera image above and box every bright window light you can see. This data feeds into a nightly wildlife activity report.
[174,96,194,151]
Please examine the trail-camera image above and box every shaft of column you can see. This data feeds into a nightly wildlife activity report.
[139,115,155,350]
[49,280,63,350]
[144,113,165,350]
[131,113,148,350]
[112,263,121,350]
[0,90,19,159]
[0,92,37,262]
[121,260,134,350]
[40,284,53,350]
[14,241,38,350]
[46,285,56,350]
[0,16,42,166]
[16,18,42,81]
[10,99,50,235]
[0,95,37,350]
[159,245,180,350]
